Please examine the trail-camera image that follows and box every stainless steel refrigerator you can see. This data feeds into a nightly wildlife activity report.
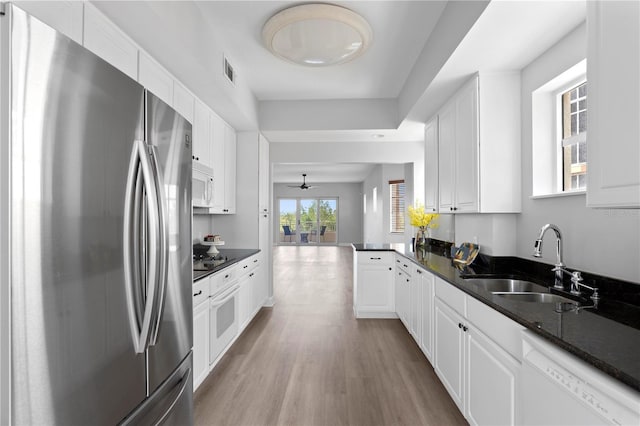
[8,5,193,425]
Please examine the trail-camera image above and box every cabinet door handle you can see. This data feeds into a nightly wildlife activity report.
[463,325,468,332]
[249,272,254,277]
[243,265,248,269]
[416,269,422,274]
[406,279,410,283]
[193,290,202,297]
[253,259,258,263]
[388,267,392,271]
[403,264,408,268]
[458,323,462,329]
[224,274,229,279]
[370,257,381,260]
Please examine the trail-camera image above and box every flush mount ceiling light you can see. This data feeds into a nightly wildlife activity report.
[262,3,373,67]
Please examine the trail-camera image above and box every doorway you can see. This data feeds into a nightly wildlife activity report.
[277,198,338,245]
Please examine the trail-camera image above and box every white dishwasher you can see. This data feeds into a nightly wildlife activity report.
[520,331,640,426]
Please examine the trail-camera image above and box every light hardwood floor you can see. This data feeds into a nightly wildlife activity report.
[194,246,467,426]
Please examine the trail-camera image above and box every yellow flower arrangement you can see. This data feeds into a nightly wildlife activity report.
[408,204,438,248]
[407,204,439,231]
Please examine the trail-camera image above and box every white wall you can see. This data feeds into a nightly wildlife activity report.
[270,140,423,165]
[517,22,640,283]
[363,164,407,244]
[193,215,213,243]
[273,183,363,245]
[455,214,516,256]
[363,165,383,243]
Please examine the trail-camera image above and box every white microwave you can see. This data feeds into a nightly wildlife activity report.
[192,161,214,208]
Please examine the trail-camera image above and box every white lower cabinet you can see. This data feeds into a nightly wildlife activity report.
[353,250,395,318]
[466,324,519,426]
[395,265,410,326]
[396,259,435,364]
[434,277,522,425]
[192,298,210,390]
[434,298,466,411]
[251,264,266,313]
[237,254,262,330]
[192,253,263,392]
[192,277,210,391]
[418,267,435,362]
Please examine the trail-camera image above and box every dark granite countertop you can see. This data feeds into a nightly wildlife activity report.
[193,248,260,282]
[352,242,640,393]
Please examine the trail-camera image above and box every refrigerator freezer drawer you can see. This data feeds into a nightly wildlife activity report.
[120,353,193,426]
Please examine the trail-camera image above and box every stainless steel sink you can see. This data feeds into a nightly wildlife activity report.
[464,278,548,293]
[494,292,578,304]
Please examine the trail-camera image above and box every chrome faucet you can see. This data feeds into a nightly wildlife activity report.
[533,224,565,289]
[533,223,601,301]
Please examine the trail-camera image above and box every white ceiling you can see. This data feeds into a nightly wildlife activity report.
[194,1,447,101]
[93,1,586,183]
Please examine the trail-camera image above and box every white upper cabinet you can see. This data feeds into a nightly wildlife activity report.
[193,99,212,169]
[453,79,479,213]
[586,1,640,208]
[438,100,456,212]
[211,112,226,213]
[223,123,237,214]
[208,112,236,214]
[83,3,138,80]
[435,73,521,213]
[15,1,83,44]
[138,52,173,107]
[173,81,194,124]
[424,116,439,213]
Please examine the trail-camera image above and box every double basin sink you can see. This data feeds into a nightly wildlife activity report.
[463,278,580,305]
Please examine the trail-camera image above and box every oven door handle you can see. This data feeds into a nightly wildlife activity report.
[210,285,240,308]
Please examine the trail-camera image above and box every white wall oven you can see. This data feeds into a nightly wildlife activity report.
[209,280,239,365]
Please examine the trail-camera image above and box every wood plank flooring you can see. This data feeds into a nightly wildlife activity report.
[194,246,467,426]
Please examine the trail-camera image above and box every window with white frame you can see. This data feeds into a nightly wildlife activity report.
[531,59,587,197]
[389,180,405,233]
[560,82,587,190]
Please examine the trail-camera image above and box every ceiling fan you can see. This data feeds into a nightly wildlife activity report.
[288,173,317,190]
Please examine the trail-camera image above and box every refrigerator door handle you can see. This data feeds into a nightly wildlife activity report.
[124,140,162,353]
[148,143,169,346]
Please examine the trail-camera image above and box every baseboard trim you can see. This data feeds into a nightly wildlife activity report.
[263,296,275,307]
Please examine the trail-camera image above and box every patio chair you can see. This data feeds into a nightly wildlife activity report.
[310,225,327,242]
[282,225,295,242]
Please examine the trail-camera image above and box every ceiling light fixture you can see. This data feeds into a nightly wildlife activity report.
[262,3,373,67]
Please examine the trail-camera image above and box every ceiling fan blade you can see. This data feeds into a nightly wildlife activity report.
[287,174,319,189]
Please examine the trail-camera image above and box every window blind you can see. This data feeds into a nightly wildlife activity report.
[390,180,405,233]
